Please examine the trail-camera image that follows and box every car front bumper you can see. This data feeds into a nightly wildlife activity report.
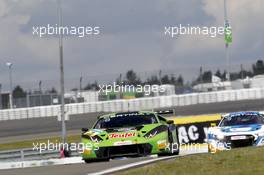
[208,134,264,153]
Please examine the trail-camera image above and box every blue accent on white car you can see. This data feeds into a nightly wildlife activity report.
[220,124,262,132]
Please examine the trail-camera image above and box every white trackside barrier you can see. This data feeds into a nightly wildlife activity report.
[0,157,83,170]
[1,88,264,121]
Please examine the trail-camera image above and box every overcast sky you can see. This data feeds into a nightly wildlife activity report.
[0,0,263,91]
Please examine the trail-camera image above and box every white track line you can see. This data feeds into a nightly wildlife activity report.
[88,146,208,175]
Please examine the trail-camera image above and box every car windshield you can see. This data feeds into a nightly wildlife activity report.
[94,113,158,129]
[219,114,264,127]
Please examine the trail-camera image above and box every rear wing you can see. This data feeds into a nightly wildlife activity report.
[221,113,229,118]
[222,111,263,119]
[154,110,175,115]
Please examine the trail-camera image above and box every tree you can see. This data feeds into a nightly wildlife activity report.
[176,75,184,86]
[161,75,170,84]
[238,70,253,79]
[202,71,212,83]
[71,88,78,92]
[146,75,159,85]
[253,60,264,75]
[215,69,222,79]
[84,81,99,91]
[115,74,122,85]
[45,87,57,94]
[221,71,227,81]
[230,72,240,81]
[125,70,141,85]
[13,85,26,98]
[170,75,176,84]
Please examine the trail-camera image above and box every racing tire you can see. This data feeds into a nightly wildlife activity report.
[84,158,110,163]
[158,125,180,156]
[169,127,180,155]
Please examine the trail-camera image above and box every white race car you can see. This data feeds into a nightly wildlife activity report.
[207,111,264,153]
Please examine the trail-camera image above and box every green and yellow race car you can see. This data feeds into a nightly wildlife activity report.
[81,111,179,163]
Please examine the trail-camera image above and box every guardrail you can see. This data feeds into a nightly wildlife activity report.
[0,148,80,162]
[1,88,264,121]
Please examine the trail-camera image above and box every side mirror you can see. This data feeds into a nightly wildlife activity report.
[167,120,174,124]
[82,128,89,132]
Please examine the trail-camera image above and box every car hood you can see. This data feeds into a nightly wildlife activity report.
[84,124,160,140]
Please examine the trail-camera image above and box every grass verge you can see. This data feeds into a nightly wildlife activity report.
[0,135,81,151]
[116,146,264,175]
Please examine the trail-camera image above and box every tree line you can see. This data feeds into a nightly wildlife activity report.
[10,59,264,96]
[194,59,264,84]
[84,70,184,91]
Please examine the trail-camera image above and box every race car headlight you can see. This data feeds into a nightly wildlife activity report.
[256,132,264,137]
[144,125,168,138]
[216,134,224,140]
[82,134,103,142]
[208,133,224,140]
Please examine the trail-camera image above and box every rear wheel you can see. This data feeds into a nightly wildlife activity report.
[84,159,92,163]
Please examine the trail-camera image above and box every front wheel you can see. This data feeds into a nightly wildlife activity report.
[158,126,180,156]
[169,128,180,155]
[84,158,110,163]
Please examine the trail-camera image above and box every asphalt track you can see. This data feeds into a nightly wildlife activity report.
[1,99,264,142]
[0,149,207,175]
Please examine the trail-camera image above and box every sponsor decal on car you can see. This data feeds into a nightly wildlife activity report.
[230,127,252,132]
[109,133,136,139]
[157,140,167,149]
[116,128,136,132]
[231,135,247,140]
[113,140,133,146]
[83,149,92,155]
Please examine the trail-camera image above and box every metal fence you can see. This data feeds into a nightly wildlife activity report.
[13,94,60,108]
[1,88,264,121]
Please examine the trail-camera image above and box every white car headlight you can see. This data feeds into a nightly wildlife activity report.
[216,134,224,140]
[257,132,264,137]
[209,133,224,140]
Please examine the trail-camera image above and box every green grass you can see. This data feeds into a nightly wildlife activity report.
[0,135,81,151]
[116,147,264,175]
